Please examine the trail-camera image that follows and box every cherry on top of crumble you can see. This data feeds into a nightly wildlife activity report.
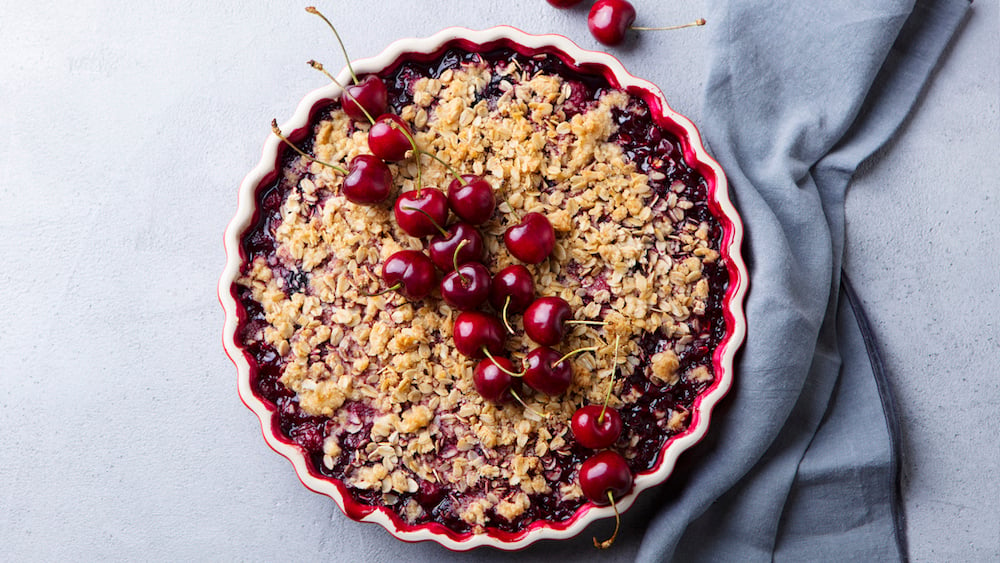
[233,43,730,539]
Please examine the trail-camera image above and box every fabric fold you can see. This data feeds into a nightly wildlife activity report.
[635,1,969,561]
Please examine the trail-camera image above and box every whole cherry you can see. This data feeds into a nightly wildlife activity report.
[571,405,623,450]
[546,0,585,6]
[579,450,632,505]
[489,264,535,332]
[452,311,506,359]
[523,296,572,346]
[588,0,636,46]
[379,250,437,299]
[428,222,485,272]
[342,75,388,122]
[441,262,492,311]
[473,356,517,403]
[368,113,414,162]
[447,175,495,225]
[504,212,555,264]
[342,154,394,204]
[578,450,633,549]
[587,0,706,46]
[394,188,449,238]
[522,346,573,396]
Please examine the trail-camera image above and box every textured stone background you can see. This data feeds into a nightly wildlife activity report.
[0,1,996,560]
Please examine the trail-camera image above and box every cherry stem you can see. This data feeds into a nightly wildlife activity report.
[553,346,599,368]
[631,18,706,32]
[305,7,359,84]
[453,239,469,282]
[307,60,377,125]
[271,120,347,174]
[388,120,424,193]
[599,334,621,424]
[501,295,515,334]
[566,319,607,327]
[419,149,469,186]
[359,282,402,298]
[401,205,448,237]
[510,388,548,419]
[593,490,621,549]
[481,348,525,378]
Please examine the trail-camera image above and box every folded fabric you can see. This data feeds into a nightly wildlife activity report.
[635,1,969,561]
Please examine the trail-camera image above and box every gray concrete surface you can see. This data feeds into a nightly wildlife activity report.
[0,1,996,561]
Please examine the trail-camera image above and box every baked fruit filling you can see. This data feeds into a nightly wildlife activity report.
[235,45,727,535]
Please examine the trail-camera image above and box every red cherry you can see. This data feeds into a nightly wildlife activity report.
[489,264,534,313]
[579,450,633,505]
[588,0,636,46]
[394,188,448,238]
[522,346,573,395]
[441,262,492,311]
[571,405,623,449]
[547,0,585,6]
[380,250,437,299]
[368,114,413,161]
[473,356,517,403]
[428,222,485,272]
[452,311,505,359]
[342,75,388,122]
[447,175,495,225]
[342,154,393,204]
[523,296,572,346]
[504,212,555,264]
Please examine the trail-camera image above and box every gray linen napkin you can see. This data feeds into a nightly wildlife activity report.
[635,1,969,561]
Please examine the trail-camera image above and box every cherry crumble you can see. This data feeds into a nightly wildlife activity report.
[235,46,728,535]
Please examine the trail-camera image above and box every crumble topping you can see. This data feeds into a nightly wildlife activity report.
[237,53,724,532]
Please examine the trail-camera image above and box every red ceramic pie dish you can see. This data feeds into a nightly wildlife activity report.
[220,26,747,550]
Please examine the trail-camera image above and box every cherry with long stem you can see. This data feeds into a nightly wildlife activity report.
[305,7,388,121]
[271,120,346,174]
[272,120,393,204]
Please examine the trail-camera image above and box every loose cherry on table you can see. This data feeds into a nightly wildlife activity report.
[578,450,634,548]
[504,212,555,264]
[441,262,492,311]
[394,188,449,238]
[377,250,438,300]
[546,0,585,7]
[452,311,506,358]
[447,174,496,225]
[571,404,623,449]
[305,7,388,121]
[428,222,485,272]
[587,0,706,46]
